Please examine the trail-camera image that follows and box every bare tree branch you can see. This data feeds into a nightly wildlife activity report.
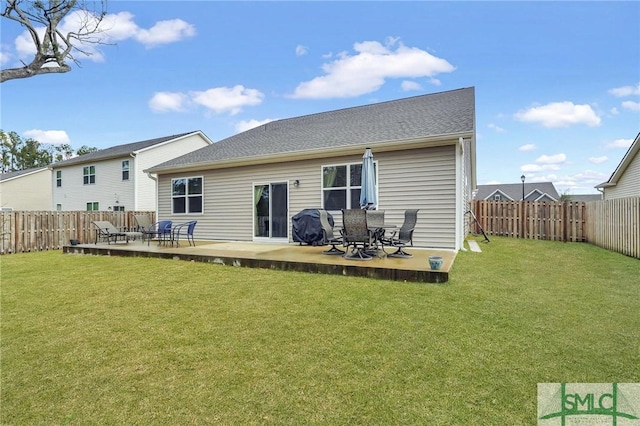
[1,0,108,83]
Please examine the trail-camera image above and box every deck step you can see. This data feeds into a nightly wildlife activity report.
[467,240,482,253]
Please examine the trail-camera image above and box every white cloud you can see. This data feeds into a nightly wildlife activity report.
[608,83,640,97]
[401,80,422,91]
[135,19,196,48]
[621,100,640,111]
[235,118,277,133]
[13,10,194,63]
[295,45,308,56]
[149,85,264,115]
[521,164,544,172]
[610,107,619,115]
[521,153,566,172]
[536,153,566,164]
[514,102,601,128]
[23,129,70,144]
[519,144,536,151]
[428,77,442,86]
[588,156,608,164]
[149,92,188,113]
[191,85,264,115]
[555,170,609,191]
[488,123,506,133]
[606,138,633,149]
[0,49,11,66]
[289,38,455,99]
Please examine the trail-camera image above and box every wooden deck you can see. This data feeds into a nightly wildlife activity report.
[63,240,456,283]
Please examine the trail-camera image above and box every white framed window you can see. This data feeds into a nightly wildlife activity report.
[322,162,375,211]
[172,177,203,214]
[86,202,99,211]
[83,166,95,185]
[122,160,130,181]
[56,170,62,187]
[112,205,125,212]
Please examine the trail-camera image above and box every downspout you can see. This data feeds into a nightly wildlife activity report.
[130,153,136,210]
[455,137,465,251]
[145,170,158,217]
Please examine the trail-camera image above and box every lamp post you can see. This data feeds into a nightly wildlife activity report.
[520,175,525,201]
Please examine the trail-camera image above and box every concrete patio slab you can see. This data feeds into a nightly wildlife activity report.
[63,240,455,283]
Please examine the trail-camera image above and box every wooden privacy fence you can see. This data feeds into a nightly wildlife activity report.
[471,198,640,259]
[0,211,155,254]
[471,200,587,242]
[584,197,640,259]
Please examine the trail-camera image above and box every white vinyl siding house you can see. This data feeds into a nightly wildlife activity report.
[133,134,211,211]
[51,131,212,211]
[0,167,52,210]
[596,133,640,200]
[53,158,135,211]
[149,88,476,251]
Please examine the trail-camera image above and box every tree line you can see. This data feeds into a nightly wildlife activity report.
[1,130,97,173]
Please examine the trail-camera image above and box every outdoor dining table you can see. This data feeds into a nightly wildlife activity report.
[367,224,398,257]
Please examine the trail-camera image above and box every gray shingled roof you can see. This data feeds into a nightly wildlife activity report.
[0,166,49,182]
[51,131,199,167]
[475,182,560,201]
[569,194,602,202]
[148,87,475,172]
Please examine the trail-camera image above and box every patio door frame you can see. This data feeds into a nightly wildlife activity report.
[252,181,289,242]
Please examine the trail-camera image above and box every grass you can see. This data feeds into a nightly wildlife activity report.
[1,237,638,424]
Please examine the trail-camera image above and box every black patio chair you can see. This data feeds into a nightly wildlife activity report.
[341,209,374,261]
[319,209,345,255]
[384,209,419,258]
[92,220,142,245]
[366,209,386,254]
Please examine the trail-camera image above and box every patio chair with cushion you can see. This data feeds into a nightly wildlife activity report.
[341,209,374,261]
[172,220,197,247]
[92,220,142,245]
[133,214,154,244]
[319,209,345,255]
[384,209,419,258]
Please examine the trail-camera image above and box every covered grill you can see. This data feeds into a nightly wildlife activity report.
[292,208,335,245]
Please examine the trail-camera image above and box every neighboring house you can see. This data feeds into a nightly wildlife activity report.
[474,182,560,202]
[147,87,476,251]
[568,194,602,202]
[0,167,52,210]
[595,132,640,200]
[52,131,212,211]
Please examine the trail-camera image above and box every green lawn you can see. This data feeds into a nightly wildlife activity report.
[1,237,638,424]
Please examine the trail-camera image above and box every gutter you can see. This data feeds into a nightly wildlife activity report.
[145,131,474,175]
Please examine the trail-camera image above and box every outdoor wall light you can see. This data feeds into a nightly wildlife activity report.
[293,179,300,187]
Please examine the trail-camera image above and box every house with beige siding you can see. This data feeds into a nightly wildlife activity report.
[0,167,52,210]
[52,131,212,211]
[595,132,640,200]
[474,182,560,202]
[147,88,476,251]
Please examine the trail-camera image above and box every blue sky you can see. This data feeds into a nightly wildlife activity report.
[2,1,639,195]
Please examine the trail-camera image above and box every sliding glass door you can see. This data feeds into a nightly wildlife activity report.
[253,182,288,240]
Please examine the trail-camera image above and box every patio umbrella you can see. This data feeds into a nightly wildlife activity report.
[359,147,377,210]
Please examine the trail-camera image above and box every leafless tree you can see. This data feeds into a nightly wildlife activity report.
[1,0,108,83]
